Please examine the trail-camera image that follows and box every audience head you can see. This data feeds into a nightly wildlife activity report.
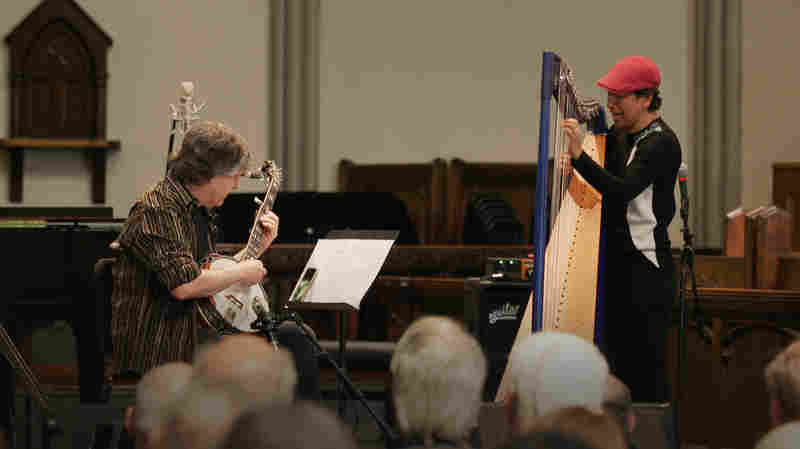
[130,361,193,449]
[391,315,488,446]
[505,331,609,435]
[192,334,297,407]
[602,375,635,438]
[765,339,800,428]
[755,421,800,449]
[221,401,358,449]
[528,406,626,449]
[164,382,241,449]
[499,431,598,449]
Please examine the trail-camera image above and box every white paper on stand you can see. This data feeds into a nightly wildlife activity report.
[288,238,395,310]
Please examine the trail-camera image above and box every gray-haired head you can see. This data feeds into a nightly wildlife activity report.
[391,315,487,445]
[221,402,358,449]
[163,382,242,449]
[507,331,609,434]
[134,362,193,449]
[192,334,297,408]
[168,120,251,186]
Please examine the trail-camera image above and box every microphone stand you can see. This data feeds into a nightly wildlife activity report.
[250,310,399,448]
[674,202,702,449]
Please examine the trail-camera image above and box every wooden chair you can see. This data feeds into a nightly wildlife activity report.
[751,206,793,289]
[338,158,447,244]
[447,158,552,245]
[773,162,800,251]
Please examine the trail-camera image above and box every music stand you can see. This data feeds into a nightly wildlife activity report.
[282,230,398,420]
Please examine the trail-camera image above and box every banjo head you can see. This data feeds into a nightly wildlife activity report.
[199,256,271,333]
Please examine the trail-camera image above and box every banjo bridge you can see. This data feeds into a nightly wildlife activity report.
[225,294,245,309]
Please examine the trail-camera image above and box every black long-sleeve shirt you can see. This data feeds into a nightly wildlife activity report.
[572,118,682,267]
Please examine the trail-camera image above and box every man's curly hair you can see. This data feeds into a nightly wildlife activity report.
[168,121,251,186]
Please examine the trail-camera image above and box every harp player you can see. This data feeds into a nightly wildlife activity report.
[111,121,320,400]
[561,56,681,403]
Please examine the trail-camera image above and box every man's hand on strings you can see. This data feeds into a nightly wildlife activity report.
[255,211,279,256]
[561,119,585,159]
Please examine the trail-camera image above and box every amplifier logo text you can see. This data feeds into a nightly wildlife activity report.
[489,303,521,324]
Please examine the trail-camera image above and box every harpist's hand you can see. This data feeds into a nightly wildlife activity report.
[559,153,573,177]
[561,118,584,159]
[256,210,279,255]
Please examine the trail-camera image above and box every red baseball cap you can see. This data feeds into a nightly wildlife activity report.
[597,56,661,94]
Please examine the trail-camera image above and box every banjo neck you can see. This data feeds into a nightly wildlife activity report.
[236,175,280,262]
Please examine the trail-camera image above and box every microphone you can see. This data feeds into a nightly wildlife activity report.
[252,302,279,349]
[241,170,264,179]
[678,163,689,223]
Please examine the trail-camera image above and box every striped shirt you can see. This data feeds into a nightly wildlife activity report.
[111,176,217,375]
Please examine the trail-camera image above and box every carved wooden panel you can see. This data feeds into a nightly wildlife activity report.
[24,20,95,137]
[3,0,116,203]
[6,0,112,139]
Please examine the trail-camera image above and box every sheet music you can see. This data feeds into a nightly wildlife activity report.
[289,237,395,309]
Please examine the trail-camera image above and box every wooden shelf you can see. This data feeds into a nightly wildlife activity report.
[0,138,120,149]
[0,137,121,204]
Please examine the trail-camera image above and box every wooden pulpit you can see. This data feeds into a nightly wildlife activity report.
[2,0,120,203]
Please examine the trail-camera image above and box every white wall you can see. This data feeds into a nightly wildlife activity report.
[318,0,692,192]
[319,0,690,245]
[741,0,800,209]
[0,0,270,216]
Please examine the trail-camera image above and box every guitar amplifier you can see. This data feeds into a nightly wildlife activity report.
[465,277,531,400]
[485,256,534,281]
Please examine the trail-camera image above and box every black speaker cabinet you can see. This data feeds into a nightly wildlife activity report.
[465,277,531,401]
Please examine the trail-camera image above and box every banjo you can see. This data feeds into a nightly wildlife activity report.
[197,161,282,333]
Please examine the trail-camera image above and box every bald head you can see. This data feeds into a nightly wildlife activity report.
[193,335,297,406]
[134,362,193,448]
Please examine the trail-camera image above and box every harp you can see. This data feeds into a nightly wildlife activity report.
[495,52,608,400]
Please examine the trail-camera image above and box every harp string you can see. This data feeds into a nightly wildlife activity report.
[544,61,582,331]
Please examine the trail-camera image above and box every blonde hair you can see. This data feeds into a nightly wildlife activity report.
[391,316,487,445]
[529,406,626,449]
[765,339,800,422]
